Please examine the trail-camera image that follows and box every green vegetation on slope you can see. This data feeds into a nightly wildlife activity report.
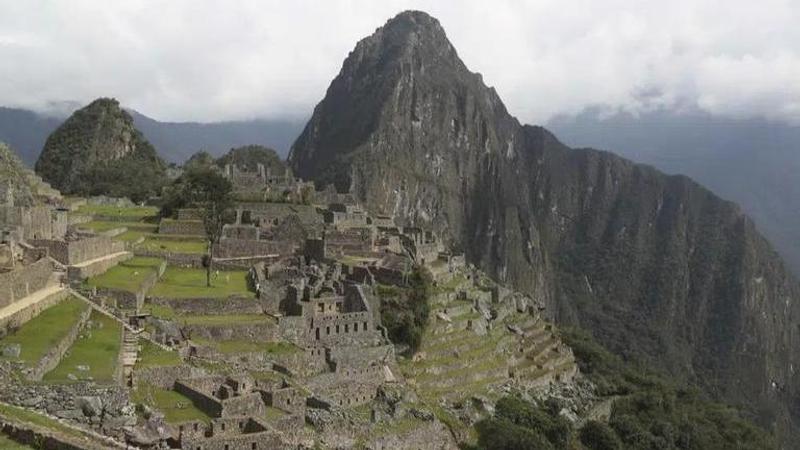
[43,311,121,383]
[0,433,33,449]
[35,98,167,202]
[0,296,88,365]
[473,330,774,450]
[149,267,252,299]
[379,267,432,353]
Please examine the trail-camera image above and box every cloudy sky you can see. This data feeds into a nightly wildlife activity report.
[1,0,799,124]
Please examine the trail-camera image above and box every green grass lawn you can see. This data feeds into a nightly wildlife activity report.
[77,220,158,233]
[85,257,163,293]
[149,267,253,299]
[142,303,177,320]
[0,296,88,365]
[76,204,158,219]
[132,383,211,424]
[43,311,121,383]
[136,340,181,368]
[136,237,207,254]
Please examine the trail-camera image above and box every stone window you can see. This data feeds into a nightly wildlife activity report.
[336,325,340,333]
[221,423,225,431]
[315,328,320,340]
[336,302,343,312]
[317,303,325,313]
[252,444,257,450]
[326,326,330,335]
[363,321,368,330]
[354,323,359,332]
[345,324,349,333]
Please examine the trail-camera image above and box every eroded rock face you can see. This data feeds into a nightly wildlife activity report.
[290,10,800,442]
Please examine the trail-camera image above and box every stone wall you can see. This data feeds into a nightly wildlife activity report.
[158,219,205,236]
[174,380,223,417]
[66,251,132,281]
[0,206,66,241]
[220,392,265,417]
[184,322,279,343]
[147,296,261,316]
[213,239,293,259]
[133,250,203,268]
[132,365,208,390]
[176,208,204,221]
[180,428,285,450]
[0,258,53,308]
[31,236,122,266]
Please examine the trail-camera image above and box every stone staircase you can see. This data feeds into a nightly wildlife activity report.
[120,328,139,387]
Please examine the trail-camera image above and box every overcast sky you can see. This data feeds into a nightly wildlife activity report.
[1,0,799,124]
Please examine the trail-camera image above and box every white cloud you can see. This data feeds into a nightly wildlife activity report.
[0,0,798,124]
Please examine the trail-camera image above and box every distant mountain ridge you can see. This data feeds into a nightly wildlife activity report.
[548,109,800,276]
[0,106,303,166]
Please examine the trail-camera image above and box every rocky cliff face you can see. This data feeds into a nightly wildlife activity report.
[290,10,800,442]
[0,142,37,206]
[35,98,166,201]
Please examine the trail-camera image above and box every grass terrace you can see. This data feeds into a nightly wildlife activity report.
[43,311,121,383]
[85,257,163,292]
[150,267,252,299]
[0,296,88,365]
[132,383,211,424]
[136,340,181,369]
[77,220,158,233]
[136,236,207,254]
[76,204,158,219]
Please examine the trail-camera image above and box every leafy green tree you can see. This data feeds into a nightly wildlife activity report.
[161,167,233,287]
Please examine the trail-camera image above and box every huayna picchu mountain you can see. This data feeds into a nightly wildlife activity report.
[35,98,167,202]
[290,10,800,444]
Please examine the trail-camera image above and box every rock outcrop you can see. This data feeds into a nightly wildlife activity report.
[0,142,37,206]
[35,98,166,202]
[289,10,800,443]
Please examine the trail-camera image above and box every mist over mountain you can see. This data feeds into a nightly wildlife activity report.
[548,109,800,276]
[289,10,800,444]
[0,106,303,166]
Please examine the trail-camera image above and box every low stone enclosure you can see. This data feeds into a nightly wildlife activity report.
[91,260,167,311]
[30,235,125,266]
[158,219,206,236]
[0,257,55,308]
[170,375,306,449]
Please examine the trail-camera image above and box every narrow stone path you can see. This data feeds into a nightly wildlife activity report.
[120,328,139,387]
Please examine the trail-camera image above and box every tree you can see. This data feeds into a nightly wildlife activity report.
[168,167,233,287]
